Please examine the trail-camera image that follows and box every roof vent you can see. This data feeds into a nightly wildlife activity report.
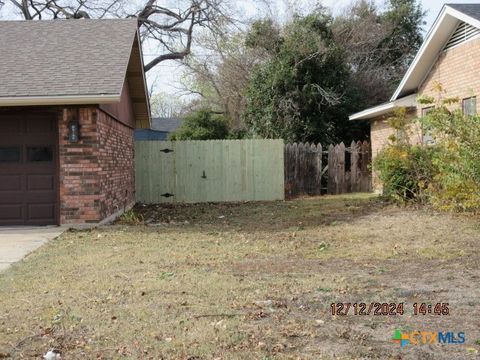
[444,21,480,51]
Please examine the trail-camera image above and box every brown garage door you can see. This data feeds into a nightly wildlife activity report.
[0,113,58,225]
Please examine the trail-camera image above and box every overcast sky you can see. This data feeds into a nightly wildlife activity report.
[152,0,480,98]
[2,0,478,97]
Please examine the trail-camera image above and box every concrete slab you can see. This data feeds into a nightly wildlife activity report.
[0,227,66,272]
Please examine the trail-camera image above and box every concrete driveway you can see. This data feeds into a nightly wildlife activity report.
[0,227,65,272]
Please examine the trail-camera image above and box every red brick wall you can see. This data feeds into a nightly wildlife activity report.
[97,109,135,220]
[58,107,99,224]
[58,107,134,224]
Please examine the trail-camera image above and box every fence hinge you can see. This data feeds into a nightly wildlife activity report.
[160,148,174,153]
[161,193,174,198]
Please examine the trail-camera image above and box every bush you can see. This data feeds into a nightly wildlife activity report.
[422,109,480,212]
[374,87,480,212]
[374,144,439,203]
[170,108,229,140]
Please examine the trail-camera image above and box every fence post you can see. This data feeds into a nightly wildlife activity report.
[350,140,358,193]
[305,143,314,195]
[289,143,298,198]
[327,144,335,194]
[359,141,368,192]
[284,144,290,198]
[315,143,322,195]
[364,140,372,192]
[304,142,310,194]
[337,142,346,194]
[299,143,307,194]
[288,143,297,196]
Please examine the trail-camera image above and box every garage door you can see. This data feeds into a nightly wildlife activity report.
[0,113,58,225]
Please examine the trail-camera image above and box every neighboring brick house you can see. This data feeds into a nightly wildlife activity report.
[349,4,480,190]
[0,19,150,225]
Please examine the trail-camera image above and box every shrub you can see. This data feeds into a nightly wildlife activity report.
[375,85,480,212]
[422,108,480,212]
[170,108,229,140]
[374,144,439,203]
[118,209,144,225]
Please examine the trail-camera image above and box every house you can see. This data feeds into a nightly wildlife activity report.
[134,117,183,140]
[0,19,150,226]
[349,3,480,189]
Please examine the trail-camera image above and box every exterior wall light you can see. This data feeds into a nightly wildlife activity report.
[68,120,80,143]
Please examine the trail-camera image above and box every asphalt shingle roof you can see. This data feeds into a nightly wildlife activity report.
[447,4,480,22]
[0,19,138,98]
[151,117,184,132]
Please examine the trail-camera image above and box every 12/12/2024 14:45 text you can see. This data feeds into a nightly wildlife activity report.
[330,303,450,316]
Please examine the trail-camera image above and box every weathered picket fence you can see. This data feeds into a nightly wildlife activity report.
[284,141,371,198]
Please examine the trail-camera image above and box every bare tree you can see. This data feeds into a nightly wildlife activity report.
[6,0,124,19]
[2,0,231,72]
[179,28,270,131]
[138,0,230,71]
[332,0,392,106]
[332,0,425,106]
[149,91,187,117]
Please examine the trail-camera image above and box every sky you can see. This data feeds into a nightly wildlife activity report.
[1,0,479,98]
[151,0,480,98]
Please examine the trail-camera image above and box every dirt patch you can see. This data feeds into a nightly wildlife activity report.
[0,194,479,359]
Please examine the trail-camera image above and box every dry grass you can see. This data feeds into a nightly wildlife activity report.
[0,194,479,359]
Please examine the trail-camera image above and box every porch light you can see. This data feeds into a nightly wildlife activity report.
[68,120,80,143]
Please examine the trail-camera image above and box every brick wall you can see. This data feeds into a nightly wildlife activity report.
[371,117,395,161]
[59,107,99,223]
[58,107,134,224]
[371,110,421,158]
[370,110,419,192]
[368,37,480,192]
[418,37,480,115]
[97,110,135,220]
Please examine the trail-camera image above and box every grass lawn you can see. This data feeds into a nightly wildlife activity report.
[0,194,479,359]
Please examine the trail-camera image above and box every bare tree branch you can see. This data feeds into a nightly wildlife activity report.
[3,0,232,72]
[144,10,196,71]
[10,0,33,19]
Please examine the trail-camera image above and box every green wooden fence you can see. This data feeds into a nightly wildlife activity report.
[135,139,285,203]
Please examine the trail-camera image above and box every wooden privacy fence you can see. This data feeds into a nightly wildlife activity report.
[285,141,372,198]
[135,139,285,203]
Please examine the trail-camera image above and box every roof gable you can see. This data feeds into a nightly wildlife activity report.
[391,4,480,100]
[0,19,151,127]
[126,34,151,128]
[0,19,137,98]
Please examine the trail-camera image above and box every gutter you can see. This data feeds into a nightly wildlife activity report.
[0,94,120,107]
[349,94,417,121]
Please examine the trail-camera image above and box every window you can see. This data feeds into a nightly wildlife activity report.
[0,147,21,163]
[463,97,476,116]
[27,146,53,162]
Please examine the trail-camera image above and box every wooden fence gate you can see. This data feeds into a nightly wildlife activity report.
[284,141,372,198]
[135,139,285,203]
